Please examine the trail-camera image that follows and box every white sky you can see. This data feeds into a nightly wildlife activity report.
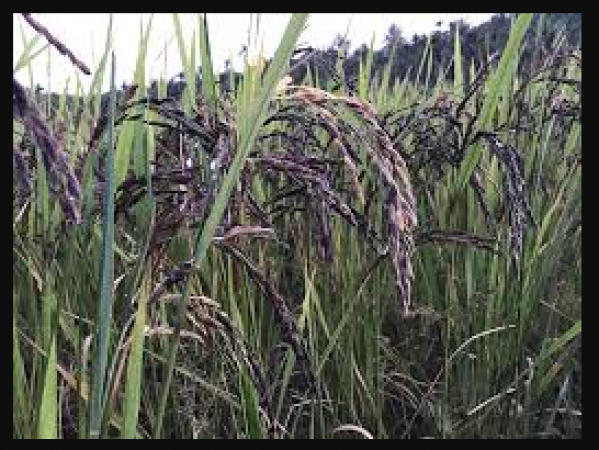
[14,13,494,94]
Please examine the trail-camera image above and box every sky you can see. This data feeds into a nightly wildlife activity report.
[14,13,495,94]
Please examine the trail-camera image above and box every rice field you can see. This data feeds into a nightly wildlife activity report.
[13,13,581,439]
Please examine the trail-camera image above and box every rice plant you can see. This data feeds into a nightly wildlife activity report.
[13,13,580,439]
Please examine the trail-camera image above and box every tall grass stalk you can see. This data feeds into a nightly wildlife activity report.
[88,52,117,439]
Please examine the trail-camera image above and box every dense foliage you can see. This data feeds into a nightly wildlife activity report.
[14,13,580,439]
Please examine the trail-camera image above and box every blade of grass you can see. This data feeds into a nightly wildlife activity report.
[14,38,48,74]
[88,51,117,439]
[13,291,32,438]
[114,15,153,188]
[120,264,150,438]
[37,278,58,438]
[198,14,217,111]
[172,13,197,115]
[457,13,533,192]
[454,22,464,97]
[239,369,264,438]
